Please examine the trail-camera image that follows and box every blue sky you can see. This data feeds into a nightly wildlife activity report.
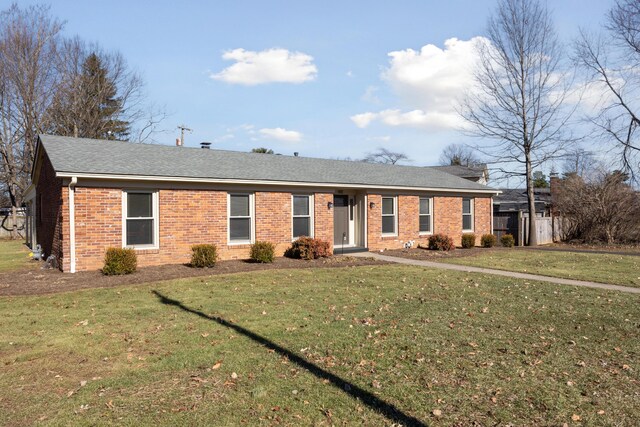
[14,0,612,168]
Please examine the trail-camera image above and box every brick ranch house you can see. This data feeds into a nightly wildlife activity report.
[25,135,499,273]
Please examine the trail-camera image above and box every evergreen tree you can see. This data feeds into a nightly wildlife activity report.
[533,171,549,188]
[50,51,129,140]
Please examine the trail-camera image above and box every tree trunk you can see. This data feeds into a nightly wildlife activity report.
[10,205,17,240]
[525,151,538,246]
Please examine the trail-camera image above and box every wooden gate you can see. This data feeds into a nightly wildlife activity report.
[493,212,520,245]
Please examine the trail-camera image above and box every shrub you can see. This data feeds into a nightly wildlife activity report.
[191,244,217,268]
[250,241,275,263]
[501,234,515,248]
[427,233,455,251]
[481,234,497,248]
[102,248,137,275]
[461,233,476,249]
[285,236,331,260]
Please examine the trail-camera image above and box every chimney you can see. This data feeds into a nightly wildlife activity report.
[294,152,299,157]
[176,138,182,147]
[200,142,212,149]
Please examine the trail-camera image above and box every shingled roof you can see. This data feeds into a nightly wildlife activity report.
[36,134,498,193]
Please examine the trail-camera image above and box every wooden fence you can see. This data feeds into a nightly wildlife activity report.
[494,213,559,246]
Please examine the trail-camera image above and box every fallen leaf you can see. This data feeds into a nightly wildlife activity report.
[212,361,222,370]
[572,414,581,421]
[432,409,442,417]
[231,372,238,379]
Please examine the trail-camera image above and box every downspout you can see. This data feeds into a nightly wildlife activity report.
[68,176,78,273]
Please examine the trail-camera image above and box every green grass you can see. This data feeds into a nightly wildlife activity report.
[0,239,34,272]
[1,266,639,426]
[442,249,640,287]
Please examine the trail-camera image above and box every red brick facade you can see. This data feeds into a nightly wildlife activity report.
[367,194,493,250]
[35,153,69,270]
[35,157,493,272]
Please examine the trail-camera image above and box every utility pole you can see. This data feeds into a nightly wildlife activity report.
[177,124,192,146]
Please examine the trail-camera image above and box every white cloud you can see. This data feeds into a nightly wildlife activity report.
[351,109,461,131]
[352,37,486,131]
[259,127,303,142]
[211,48,317,85]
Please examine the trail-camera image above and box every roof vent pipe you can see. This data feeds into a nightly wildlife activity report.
[200,142,212,149]
[294,152,299,157]
[176,138,182,147]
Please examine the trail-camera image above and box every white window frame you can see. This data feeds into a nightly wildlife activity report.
[122,190,159,250]
[419,197,433,235]
[381,196,398,236]
[291,194,314,240]
[227,193,255,245]
[462,197,474,232]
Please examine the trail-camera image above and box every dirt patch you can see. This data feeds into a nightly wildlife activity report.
[0,256,388,297]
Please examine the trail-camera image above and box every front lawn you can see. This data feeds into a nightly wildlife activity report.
[0,239,34,273]
[1,265,638,425]
[441,249,640,287]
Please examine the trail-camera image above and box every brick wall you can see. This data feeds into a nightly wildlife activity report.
[35,153,69,270]
[70,188,336,272]
[434,196,463,246]
[368,194,493,250]
[40,176,492,271]
[473,197,492,241]
[314,193,334,246]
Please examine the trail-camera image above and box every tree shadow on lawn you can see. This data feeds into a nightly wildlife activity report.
[152,290,427,427]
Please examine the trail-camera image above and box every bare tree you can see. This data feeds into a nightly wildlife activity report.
[561,147,598,178]
[461,0,575,246]
[438,143,482,166]
[363,147,409,165]
[0,4,63,238]
[555,170,640,243]
[574,0,640,181]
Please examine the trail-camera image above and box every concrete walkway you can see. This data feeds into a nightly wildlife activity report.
[352,252,640,294]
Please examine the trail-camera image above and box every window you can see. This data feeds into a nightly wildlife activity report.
[381,196,397,235]
[419,197,433,234]
[292,195,313,238]
[229,194,253,243]
[124,191,158,248]
[462,197,474,231]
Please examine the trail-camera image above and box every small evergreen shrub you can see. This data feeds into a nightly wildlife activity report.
[285,236,331,260]
[191,244,218,268]
[461,233,476,249]
[481,234,497,248]
[250,241,275,263]
[102,248,137,275]
[427,234,455,251]
[501,234,515,248]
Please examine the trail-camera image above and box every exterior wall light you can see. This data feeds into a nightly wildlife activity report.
[328,201,334,209]
[369,202,376,209]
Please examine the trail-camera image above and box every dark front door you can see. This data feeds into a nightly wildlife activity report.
[333,195,349,246]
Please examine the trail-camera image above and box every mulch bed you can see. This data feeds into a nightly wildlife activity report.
[382,246,502,261]
[0,256,388,297]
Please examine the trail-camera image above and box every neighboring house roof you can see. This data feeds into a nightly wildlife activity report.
[429,164,488,182]
[35,135,498,193]
[493,187,552,212]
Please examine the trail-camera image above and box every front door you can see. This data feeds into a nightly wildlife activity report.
[333,195,349,246]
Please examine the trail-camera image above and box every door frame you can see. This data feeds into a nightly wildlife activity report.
[333,191,366,249]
